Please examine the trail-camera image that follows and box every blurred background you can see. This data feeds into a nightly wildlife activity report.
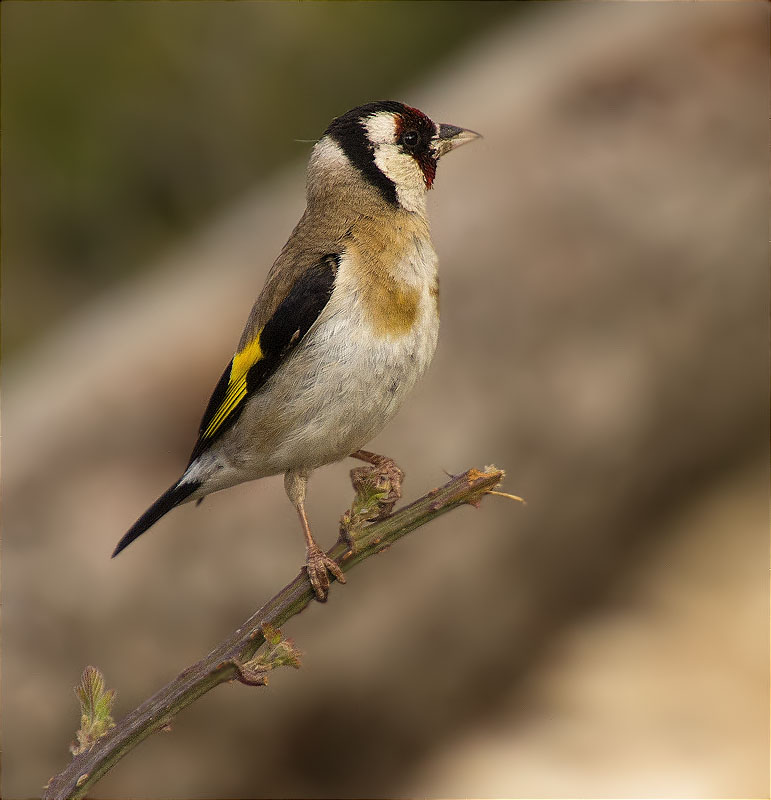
[3,2,768,798]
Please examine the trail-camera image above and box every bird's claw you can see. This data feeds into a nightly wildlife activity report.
[350,456,404,520]
[304,543,345,601]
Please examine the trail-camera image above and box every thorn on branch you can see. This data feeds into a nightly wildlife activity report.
[488,490,526,504]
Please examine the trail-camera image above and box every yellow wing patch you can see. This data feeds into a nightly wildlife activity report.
[203,332,263,439]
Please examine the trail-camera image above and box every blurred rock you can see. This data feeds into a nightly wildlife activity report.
[410,458,768,797]
[4,3,768,798]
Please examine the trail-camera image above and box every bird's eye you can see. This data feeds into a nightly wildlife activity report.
[400,129,420,149]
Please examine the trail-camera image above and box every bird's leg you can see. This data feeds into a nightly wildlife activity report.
[296,504,346,601]
[284,470,345,601]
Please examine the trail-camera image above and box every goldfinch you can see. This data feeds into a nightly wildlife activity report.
[112,101,479,599]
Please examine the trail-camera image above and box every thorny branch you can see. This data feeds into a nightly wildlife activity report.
[44,464,509,800]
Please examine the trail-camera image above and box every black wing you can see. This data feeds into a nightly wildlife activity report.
[187,254,338,463]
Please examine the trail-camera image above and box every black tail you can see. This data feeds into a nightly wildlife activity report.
[112,480,201,557]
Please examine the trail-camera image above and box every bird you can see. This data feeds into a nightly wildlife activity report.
[112,100,480,600]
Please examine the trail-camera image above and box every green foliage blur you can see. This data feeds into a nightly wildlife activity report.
[2,1,518,355]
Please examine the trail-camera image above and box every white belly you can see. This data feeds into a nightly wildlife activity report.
[220,249,439,479]
[268,306,437,470]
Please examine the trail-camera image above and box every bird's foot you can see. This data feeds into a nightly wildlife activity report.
[304,543,345,602]
[339,451,405,555]
[349,450,404,520]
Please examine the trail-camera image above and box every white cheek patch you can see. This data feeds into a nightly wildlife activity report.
[364,109,428,212]
[372,144,427,213]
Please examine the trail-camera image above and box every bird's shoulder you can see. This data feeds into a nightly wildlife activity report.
[238,203,356,346]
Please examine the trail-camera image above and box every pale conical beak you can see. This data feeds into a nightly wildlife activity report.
[434,123,482,158]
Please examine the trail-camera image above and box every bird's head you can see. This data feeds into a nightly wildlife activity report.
[311,101,480,213]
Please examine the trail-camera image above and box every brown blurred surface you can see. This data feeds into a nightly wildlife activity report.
[4,3,769,798]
